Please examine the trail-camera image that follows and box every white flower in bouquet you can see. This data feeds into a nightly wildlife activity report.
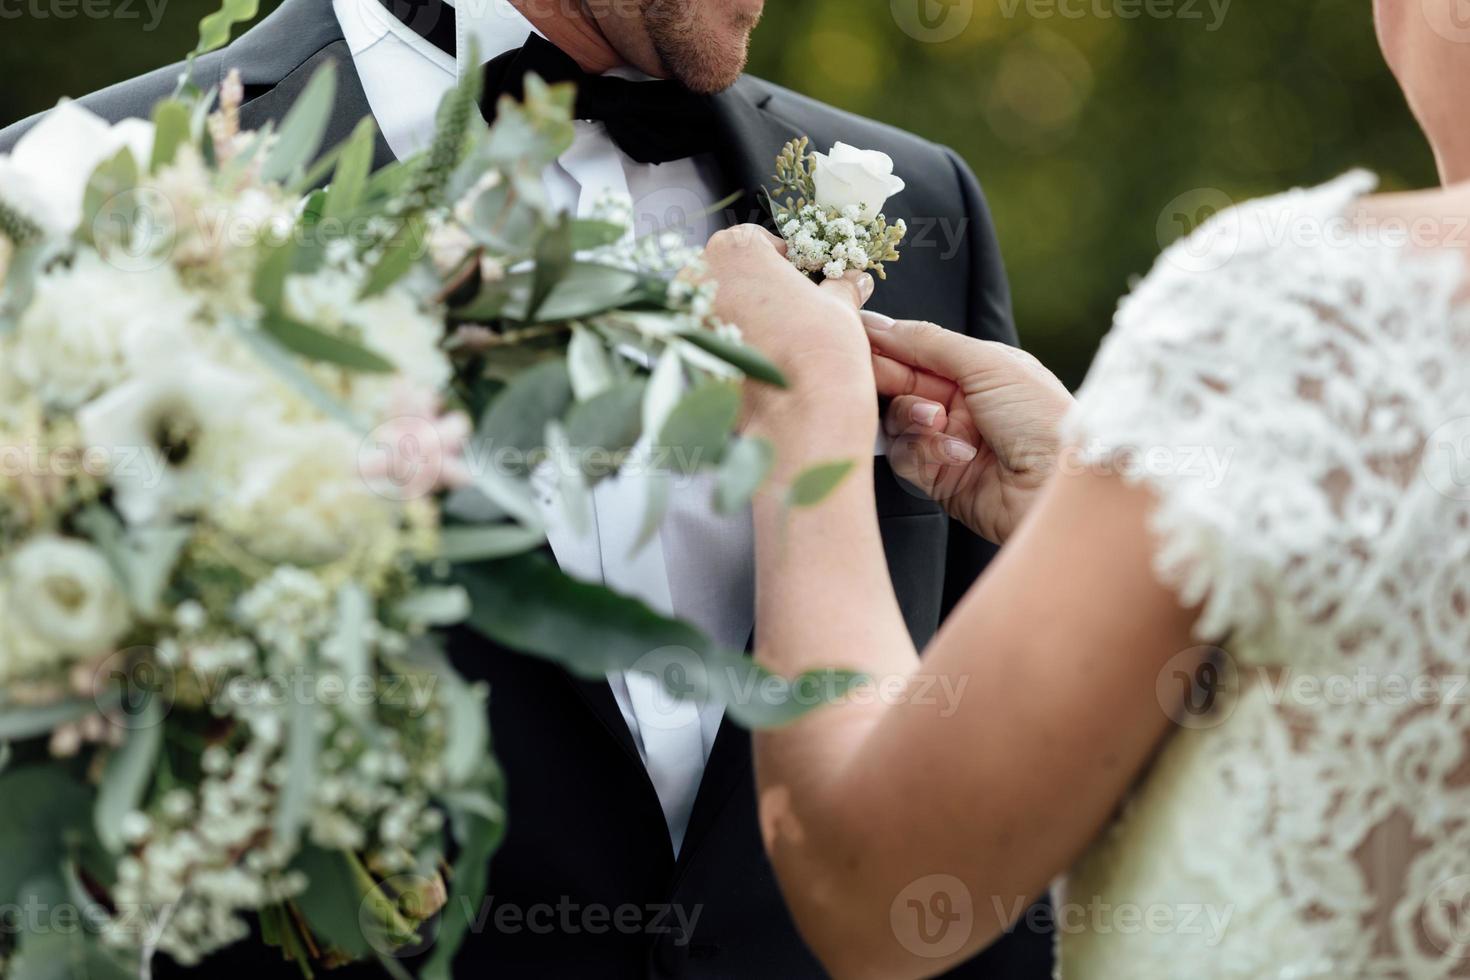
[811,142,907,216]
[77,354,263,525]
[10,250,201,410]
[222,424,400,566]
[0,101,154,238]
[4,535,128,661]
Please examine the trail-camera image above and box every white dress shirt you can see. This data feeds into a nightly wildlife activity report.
[333,0,752,857]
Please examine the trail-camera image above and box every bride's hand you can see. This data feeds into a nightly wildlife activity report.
[866,312,1075,544]
[701,225,876,431]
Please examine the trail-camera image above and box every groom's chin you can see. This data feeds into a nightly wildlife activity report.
[648,2,762,94]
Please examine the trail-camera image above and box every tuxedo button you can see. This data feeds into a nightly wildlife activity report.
[652,935,690,977]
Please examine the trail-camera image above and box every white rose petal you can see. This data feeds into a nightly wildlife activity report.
[0,101,155,238]
[811,142,906,217]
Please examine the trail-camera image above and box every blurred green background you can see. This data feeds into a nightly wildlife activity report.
[0,0,1434,387]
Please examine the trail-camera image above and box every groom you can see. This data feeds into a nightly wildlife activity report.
[0,1,1051,976]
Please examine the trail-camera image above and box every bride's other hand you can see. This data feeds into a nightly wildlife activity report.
[866,312,1074,545]
[702,225,876,435]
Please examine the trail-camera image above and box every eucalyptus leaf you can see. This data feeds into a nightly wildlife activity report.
[272,674,318,851]
[420,784,504,980]
[360,214,427,299]
[261,63,338,183]
[570,219,627,251]
[641,345,683,438]
[149,99,192,172]
[195,0,260,55]
[81,148,140,248]
[476,359,572,474]
[324,585,372,720]
[564,380,646,478]
[439,524,546,563]
[0,767,94,902]
[230,317,363,430]
[259,312,396,374]
[73,507,188,619]
[455,553,867,729]
[94,697,163,853]
[394,586,471,626]
[657,380,741,475]
[323,117,378,221]
[289,847,373,960]
[526,214,575,322]
[788,460,857,508]
[566,325,615,401]
[0,699,101,741]
[678,329,788,388]
[716,436,775,514]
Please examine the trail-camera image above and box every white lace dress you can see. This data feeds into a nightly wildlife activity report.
[1057,172,1470,978]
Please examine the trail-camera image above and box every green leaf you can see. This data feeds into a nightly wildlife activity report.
[290,847,373,959]
[564,380,646,478]
[475,359,573,475]
[566,324,615,401]
[149,99,192,172]
[273,672,319,851]
[230,317,362,430]
[526,214,575,321]
[716,436,775,514]
[657,380,741,474]
[94,696,163,853]
[80,148,140,247]
[678,329,788,387]
[360,214,427,299]
[533,263,643,323]
[421,789,503,980]
[0,768,94,902]
[260,312,397,374]
[252,234,297,312]
[323,117,378,221]
[74,508,190,619]
[195,0,260,55]
[0,699,101,741]
[439,523,547,563]
[569,219,627,251]
[455,553,868,729]
[261,63,338,183]
[789,460,856,508]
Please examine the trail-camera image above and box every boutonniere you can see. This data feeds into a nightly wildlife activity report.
[768,139,908,280]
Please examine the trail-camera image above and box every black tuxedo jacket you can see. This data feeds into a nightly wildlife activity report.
[0,3,1053,977]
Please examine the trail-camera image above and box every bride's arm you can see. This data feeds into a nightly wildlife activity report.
[750,390,1199,980]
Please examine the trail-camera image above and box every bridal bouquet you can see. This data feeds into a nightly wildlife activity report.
[0,5,858,979]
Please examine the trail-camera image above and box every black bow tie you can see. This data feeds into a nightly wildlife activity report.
[372,0,720,165]
[481,35,720,166]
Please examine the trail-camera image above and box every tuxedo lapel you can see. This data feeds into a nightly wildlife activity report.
[229,0,396,170]
[709,77,808,229]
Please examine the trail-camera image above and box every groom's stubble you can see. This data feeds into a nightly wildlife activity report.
[586,0,765,94]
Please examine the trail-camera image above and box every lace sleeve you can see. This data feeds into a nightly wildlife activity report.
[1061,172,1464,658]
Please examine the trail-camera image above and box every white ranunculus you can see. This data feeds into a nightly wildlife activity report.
[5,536,129,663]
[13,251,201,410]
[222,423,398,565]
[811,142,906,217]
[78,356,262,526]
[0,100,155,238]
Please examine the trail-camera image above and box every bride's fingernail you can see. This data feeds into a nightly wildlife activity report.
[858,274,876,304]
[862,311,894,330]
[941,438,978,463]
[912,403,941,427]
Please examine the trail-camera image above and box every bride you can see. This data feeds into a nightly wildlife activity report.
[702,1,1470,977]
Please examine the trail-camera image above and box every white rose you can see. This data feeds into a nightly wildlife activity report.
[811,142,906,217]
[0,100,155,239]
[5,536,129,663]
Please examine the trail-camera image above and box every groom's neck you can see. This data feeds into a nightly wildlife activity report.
[508,0,624,75]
